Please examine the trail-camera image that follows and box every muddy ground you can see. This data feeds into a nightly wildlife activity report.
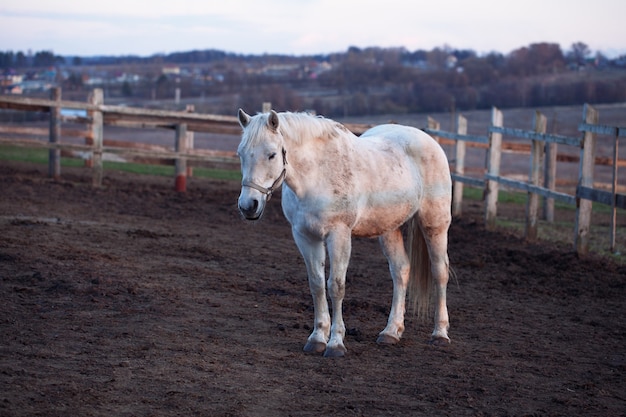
[0,161,624,416]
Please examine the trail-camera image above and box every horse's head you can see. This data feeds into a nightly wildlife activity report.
[236,108,287,221]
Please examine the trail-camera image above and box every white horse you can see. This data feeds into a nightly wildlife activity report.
[237,109,452,357]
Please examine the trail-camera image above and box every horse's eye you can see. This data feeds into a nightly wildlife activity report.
[269,153,277,160]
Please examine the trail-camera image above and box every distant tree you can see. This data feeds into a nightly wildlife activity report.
[15,51,27,67]
[0,51,13,68]
[506,43,564,76]
[461,56,499,85]
[72,56,82,66]
[33,50,57,67]
[528,42,564,73]
[122,81,133,97]
[485,52,506,71]
[567,42,591,66]
[155,74,169,98]
[65,72,84,90]
[400,49,429,69]
[347,46,362,55]
[452,49,476,61]
[427,47,450,70]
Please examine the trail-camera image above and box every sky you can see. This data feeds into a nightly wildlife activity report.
[1,0,625,59]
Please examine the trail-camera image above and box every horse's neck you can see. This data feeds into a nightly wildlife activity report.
[281,118,355,196]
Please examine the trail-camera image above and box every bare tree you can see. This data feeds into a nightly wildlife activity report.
[568,42,591,66]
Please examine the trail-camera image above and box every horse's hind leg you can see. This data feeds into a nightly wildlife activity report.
[419,200,452,345]
[425,229,451,345]
[377,228,410,345]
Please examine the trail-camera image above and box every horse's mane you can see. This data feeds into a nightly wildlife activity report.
[242,112,351,147]
[279,112,351,144]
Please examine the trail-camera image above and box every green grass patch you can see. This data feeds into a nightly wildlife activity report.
[463,184,621,214]
[0,145,85,167]
[0,145,241,181]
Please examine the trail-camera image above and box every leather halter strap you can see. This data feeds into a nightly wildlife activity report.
[241,148,287,202]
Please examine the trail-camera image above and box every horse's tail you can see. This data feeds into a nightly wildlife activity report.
[407,215,432,319]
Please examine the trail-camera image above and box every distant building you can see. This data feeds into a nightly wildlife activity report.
[162,66,180,75]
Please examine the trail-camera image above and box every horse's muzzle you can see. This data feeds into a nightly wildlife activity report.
[238,198,264,221]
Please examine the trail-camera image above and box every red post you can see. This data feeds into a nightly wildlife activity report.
[175,123,188,192]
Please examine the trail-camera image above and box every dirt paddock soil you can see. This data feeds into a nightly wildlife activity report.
[1,161,624,416]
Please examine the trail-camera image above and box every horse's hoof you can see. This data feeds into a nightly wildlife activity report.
[376,334,400,345]
[303,341,326,354]
[429,337,451,347]
[323,345,347,358]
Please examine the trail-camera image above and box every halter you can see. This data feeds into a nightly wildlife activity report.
[242,148,287,202]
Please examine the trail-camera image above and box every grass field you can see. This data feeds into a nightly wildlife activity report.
[0,145,242,181]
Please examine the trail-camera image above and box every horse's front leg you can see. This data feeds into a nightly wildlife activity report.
[324,228,352,357]
[292,229,330,354]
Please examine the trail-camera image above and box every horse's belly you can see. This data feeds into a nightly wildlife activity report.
[351,201,415,238]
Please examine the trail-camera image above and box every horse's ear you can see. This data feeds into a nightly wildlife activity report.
[238,108,251,128]
[268,110,280,132]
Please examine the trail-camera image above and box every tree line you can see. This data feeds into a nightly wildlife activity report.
[2,42,625,117]
[234,42,626,116]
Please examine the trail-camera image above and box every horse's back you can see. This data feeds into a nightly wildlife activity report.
[361,124,445,158]
[360,124,452,190]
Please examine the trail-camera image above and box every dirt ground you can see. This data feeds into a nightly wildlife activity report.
[1,161,624,417]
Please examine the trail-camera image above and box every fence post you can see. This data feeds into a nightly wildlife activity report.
[609,129,619,253]
[90,89,104,187]
[175,123,188,192]
[48,87,61,179]
[543,138,557,222]
[525,111,547,241]
[574,104,598,256]
[427,116,440,144]
[452,114,467,217]
[185,105,195,178]
[262,102,272,113]
[485,107,503,231]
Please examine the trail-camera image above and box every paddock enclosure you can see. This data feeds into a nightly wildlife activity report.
[0,161,624,416]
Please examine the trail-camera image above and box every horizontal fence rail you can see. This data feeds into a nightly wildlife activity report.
[578,123,626,137]
[422,128,489,144]
[489,126,584,147]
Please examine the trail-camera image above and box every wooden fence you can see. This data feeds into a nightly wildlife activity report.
[0,88,371,191]
[424,105,625,255]
[0,88,623,255]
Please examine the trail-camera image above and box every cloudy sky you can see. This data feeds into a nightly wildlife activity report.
[1,0,624,58]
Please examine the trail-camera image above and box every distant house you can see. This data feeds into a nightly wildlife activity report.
[84,77,106,86]
[4,80,55,94]
[162,66,180,75]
